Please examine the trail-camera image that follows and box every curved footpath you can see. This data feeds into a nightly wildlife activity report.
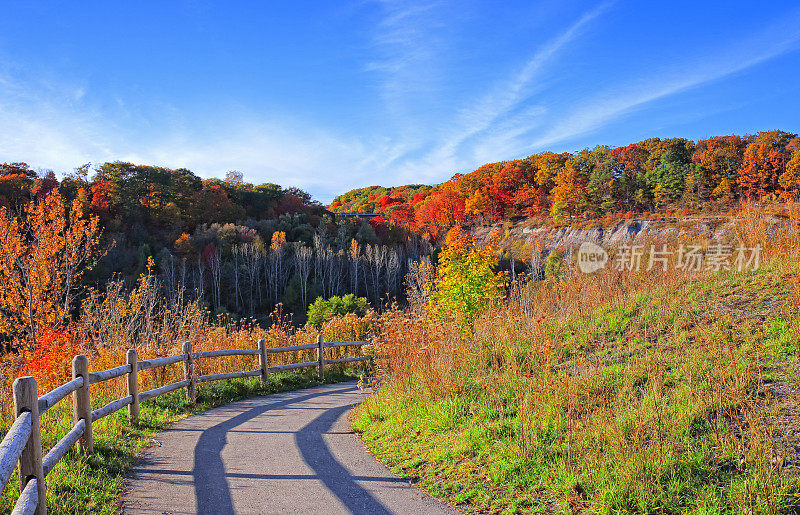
[122,381,455,514]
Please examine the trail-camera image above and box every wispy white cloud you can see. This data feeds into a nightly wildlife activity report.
[365,0,448,123]
[438,0,613,153]
[529,8,800,149]
[0,72,115,169]
[0,70,385,201]
[372,1,613,181]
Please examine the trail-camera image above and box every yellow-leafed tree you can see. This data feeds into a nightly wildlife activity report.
[0,190,102,348]
[429,227,503,330]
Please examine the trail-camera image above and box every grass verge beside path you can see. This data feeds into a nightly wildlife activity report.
[353,260,800,513]
[0,369,361,514]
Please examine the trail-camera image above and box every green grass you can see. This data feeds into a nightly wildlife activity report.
[353,260,800,513]
[0,368,362,514]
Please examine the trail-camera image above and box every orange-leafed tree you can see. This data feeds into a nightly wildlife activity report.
[464,190,488,221]
[691,135,744,198]
[534,152,567,194]
[779,151,800,201]
[738,131,794,199]
[0,162,36,209]
[551,154,590,219]
[0,191,102,347]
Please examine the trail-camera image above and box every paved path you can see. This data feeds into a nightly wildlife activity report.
[122,382,455,514]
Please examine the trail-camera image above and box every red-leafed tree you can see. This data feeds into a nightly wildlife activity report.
[90,178,114,221]
[486,162,526,220]
[415,190,465,240]
[32,171,60,199]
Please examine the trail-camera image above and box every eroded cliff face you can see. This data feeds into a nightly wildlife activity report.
[469,215,785,259]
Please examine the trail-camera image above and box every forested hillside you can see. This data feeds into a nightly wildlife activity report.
[331,130,800,237]
[0,162,429,328]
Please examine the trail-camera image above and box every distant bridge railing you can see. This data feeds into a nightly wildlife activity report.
[0,335,370,514]
[332,212,380,219]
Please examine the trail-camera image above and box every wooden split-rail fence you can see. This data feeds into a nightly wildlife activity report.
[0,335,370,515]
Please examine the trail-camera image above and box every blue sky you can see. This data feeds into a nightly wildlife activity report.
[1,1,799,203]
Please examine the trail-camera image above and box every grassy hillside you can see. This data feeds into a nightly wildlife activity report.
[354,255,800,512]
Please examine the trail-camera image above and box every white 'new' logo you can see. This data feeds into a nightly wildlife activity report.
[577,242,608,273]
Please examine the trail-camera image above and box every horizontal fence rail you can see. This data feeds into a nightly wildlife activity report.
[195,369,261,384]
[0,412,32,490]
[138,380,188,403]
[41,420,84,477]
[193,349,261,359]
[88,364,132,385]
[269,361,319,373]
[137,354,185,371]
[0,336,371,514]
[12,477,38,515]
[265,342,318,353]
[92,397,133,422]
[37,377,83,415]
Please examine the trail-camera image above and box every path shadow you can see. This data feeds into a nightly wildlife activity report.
[296,405,393,515]
[193,385,353,514]
[192,383,390,514]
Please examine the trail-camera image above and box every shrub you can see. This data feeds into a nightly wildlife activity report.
[306,294,369,329]
[544,249,562,280]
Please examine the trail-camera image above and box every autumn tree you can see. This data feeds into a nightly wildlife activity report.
[779,150,800,201]
[486,162,526,220]
[585,146,615,214]
[0,162,36,209]
[738,131,795,199]
[534,152,567,192]
[551,153,590,220]
[610,144,647,208]
[640,138,694,175]
[691,135,744,199]
[429,227,502,329]
[414,189,465,240]
[0,191,102,347]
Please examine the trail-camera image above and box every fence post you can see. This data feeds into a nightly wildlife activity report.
[72,355,93,454]
[183,342,195,402]
[127,349,139,424]
[258,339,269,385]
[13,376,46,515]
[316,334,324,381]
